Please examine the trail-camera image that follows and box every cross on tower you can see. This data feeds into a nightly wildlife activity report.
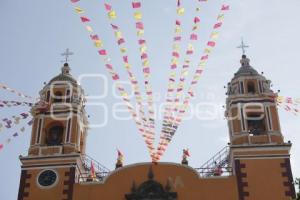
[61,48,74,63]
[237,38,249,55]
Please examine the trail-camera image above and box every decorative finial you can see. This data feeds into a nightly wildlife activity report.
[115,149,124,169]
[240,54,250,67]
[61,48,74,63]
[181,149,190,165]
[237,38,249,55]
[61,63,71,75]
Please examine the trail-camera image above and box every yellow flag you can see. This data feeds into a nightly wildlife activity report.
[170,71,176,77]
[134,11,142,20]
[75,7,84,14]
[171,58,178,65]
[175,26,182,33]
[115,31,122,38]
[188,43,194,51]
[140,46,147,52]
[182,69,188,76]
[204,47,212,54]
[177,7,185,15]
[108,10,117,19]
[125,63,131,69]
[217,14,225,21]
[94,40,103,48]
[137,30,144,36]
[192,25,199,31]
[210,32,219,40]
[184,59,190,64]
[173,44,180,51]
[143,60,149,66]
[104,57,111,62]
[120,47,127,53]
[196,7,201,12]
[86,25,93,32]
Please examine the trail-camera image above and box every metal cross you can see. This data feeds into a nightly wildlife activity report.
[237,38,249,55]
[61,48,74,63]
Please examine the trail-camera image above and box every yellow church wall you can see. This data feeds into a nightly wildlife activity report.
[73,163,239,200]
[241,158,290,200]
[21,167,71,200]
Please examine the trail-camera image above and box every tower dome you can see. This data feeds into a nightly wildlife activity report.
[49,63,78,85]
[233,55,259,78]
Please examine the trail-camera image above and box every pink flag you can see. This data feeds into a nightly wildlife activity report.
[118,38,125,45]
[136,22,144,29]
[70,0,80,3]
[171,64,177,69]
[187,50,193,55]
[111,24,119,30]
[104,3,112,11]
[183,65,189,68]
[194,17,200,23]
[201,55,209,60]
[90,34,99,40]
[190,33,198,40]
[172,52,179,58]
[207,41,216,47]
[176,20,181,26]
[143,67,150,73]
[213,22,222,29]
[105,64,113,70]
[98,49,107,55]
[80,16,90,23]
[123,56,128,63]
[138,39,146,45]
[112,74,119,80]
[196,69,203,74]
[177,0,181,7]
[132,2,141,8]
[221,5,230,11]
[0,144,3,151]
[141,53,148,59]
[174,36,181,41]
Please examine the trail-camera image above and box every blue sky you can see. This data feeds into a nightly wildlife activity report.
[0,0,300,199]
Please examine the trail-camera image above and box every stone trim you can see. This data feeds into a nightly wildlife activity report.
[235,160,249,200]
[280,158,296,199]
[18,170,31,200]
[62,167,76,200]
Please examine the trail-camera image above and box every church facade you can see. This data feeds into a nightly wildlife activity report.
[17,55,296,200]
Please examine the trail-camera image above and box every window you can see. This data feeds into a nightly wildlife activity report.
[53,91,63,103]
[66,90,71,103]
[46,91,50,102]
[247,82,256,94]
[247,114,266,135]
[46,125,64,146]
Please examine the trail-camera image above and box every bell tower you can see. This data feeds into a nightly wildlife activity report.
[226,54,296,199]
[18,62,89,200]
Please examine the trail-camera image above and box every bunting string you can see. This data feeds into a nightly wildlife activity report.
[0,112,31,132]
[156,3,230,160]
[131,0,156,157]
[0,100,33,108]
[103,2,155,158]
[0,118,33,153]
[157,0,208,161]
[0,83,36,100]
[70,0,155,159]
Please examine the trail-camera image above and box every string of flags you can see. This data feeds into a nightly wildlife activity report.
[0,100,33,108]
[0,116,33,153]
[276,96,300,116]
[103,2,156,158]
[69,0,230,162]
[157,0,208,161]
[156,3,230,160]
[71,0,156,159]
[0,83,36,100]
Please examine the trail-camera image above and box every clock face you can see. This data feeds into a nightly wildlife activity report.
[38,170,58,187]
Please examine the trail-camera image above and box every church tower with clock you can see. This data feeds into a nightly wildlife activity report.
[17,62,92,200]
